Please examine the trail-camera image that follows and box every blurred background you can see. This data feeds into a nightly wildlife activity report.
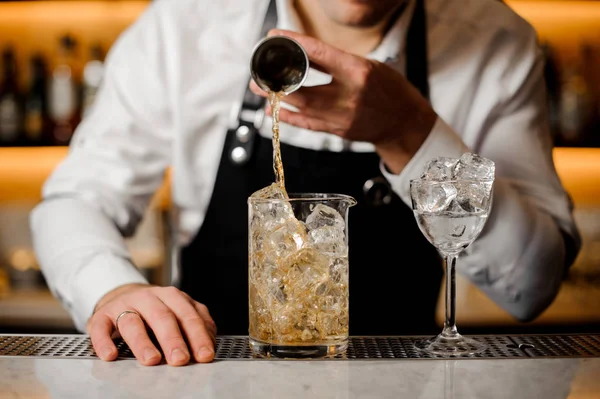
[0,0,598,335]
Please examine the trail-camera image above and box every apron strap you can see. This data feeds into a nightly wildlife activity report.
[363,0,430,206]
[406,0,430,100]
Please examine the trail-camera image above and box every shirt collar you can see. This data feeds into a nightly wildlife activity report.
[275,0,416,63]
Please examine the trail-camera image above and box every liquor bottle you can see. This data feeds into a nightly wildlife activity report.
[23,54,49,146]
[81,44,105,119]
[557,54,594,146]
[0,46,23,146]
[48,34,80,146]
[541,42,561,140]
[580,43,600,147]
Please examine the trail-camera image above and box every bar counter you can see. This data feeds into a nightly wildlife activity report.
[1,334,599,398]
[2,354,599,398]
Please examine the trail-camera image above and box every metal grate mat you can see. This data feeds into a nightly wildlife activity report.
[1,334,599,360]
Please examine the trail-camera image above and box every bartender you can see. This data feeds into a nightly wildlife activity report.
[31,0,580,366]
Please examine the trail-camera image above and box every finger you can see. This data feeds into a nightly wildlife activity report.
[158,289,215,363]
[268,29,359,77]
[280,85,337,113]
[136,295,191,366]
[88,314,118,361]
[277,108,332,133]
[250,80,304,110]
[115,310,162,366]
[192,302,217,338]
[179,291,218,337]
[254,85,334,119]
[249,80,268,97]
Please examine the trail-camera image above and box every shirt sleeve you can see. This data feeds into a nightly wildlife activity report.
[381,24,582,322]
[30,2,172,332]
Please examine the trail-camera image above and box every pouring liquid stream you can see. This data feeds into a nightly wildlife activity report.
[269,90,288,197]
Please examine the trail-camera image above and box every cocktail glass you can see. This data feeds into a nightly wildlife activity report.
[410,176,494,356]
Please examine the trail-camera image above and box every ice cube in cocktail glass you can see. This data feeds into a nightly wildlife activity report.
[248,183,357,358]
[410,153,495,356]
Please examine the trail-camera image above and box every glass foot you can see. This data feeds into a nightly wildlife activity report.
[415,332,487,356]
[249,337,347,359]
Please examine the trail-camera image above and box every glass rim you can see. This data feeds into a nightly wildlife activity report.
[409,177,495,184]
[248,192,357,205]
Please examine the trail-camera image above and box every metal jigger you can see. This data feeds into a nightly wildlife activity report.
[250,35,309,94]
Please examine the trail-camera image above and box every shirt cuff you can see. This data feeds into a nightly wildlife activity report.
[71,254,148,332]
[380,117,469,205]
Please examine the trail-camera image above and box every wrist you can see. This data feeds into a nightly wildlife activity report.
[376,105,437,174]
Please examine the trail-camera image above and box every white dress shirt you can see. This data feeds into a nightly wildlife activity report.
[30,0,581,332]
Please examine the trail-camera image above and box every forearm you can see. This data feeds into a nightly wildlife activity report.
[381,118,470,201]
[458,179,566,321]
[381,117,575,321]
[374,81,438,175]
[30,198,148,331]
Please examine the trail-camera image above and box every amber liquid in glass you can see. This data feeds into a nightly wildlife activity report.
[248,90,349,358]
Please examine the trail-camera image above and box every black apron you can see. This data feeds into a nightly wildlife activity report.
[180,0,442,336]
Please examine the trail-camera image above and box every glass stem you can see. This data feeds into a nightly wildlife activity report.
[442,253,458,337]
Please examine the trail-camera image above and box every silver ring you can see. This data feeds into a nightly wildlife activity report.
[115,310,141,334]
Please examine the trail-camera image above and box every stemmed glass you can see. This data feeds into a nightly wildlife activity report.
[410,157,494,356]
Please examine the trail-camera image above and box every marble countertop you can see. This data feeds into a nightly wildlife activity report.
[1,357,599,398]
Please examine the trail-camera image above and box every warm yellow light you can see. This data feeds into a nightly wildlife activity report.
[0,1,149,22]
[553,147,600,206]
[0,147,170,208]
[506,1,600,59]
[0,1,150,84]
